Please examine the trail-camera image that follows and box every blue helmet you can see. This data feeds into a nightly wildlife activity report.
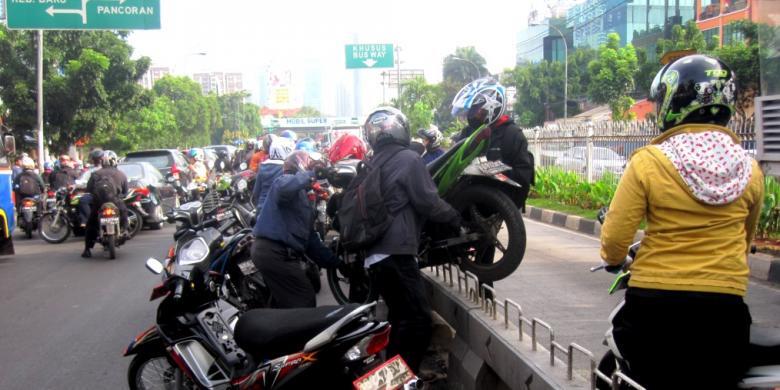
[295,138,316,153]
[451,77,506,127]
[280,130,298,141]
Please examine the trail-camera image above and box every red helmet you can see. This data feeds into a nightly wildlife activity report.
[328,134,367,163]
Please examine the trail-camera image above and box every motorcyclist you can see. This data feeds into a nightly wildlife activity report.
[252,134,294,217]
[362,107,461,372]
[232,140,255,171]
[82,149,129,258]
[49,155,80,190]
[187,149,208,183]
[280,130,298,142]
[248,139,268,173]
[13,157,45,212]
[599,54,762,389]
[452,77,534,207]
[417,126,445,164]
[251,150,340,308]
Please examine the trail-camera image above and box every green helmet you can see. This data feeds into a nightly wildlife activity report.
[649,54,737,131]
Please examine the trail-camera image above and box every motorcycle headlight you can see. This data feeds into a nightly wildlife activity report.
[178,237,209,266]
[235,178,247,193]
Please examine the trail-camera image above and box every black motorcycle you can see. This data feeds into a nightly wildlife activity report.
[125,229,409,389]
[18,196,41,239]
[39,187,87,243]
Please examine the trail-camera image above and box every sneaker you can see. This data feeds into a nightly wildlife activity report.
[81,248,92,258]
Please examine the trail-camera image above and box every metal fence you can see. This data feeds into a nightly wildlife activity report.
[522,117,756,184]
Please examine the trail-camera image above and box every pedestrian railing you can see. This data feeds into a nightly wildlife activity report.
[427,263,647,390]
[522,117,755,185]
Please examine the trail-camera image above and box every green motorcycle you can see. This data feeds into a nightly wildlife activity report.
[327,125,527,304]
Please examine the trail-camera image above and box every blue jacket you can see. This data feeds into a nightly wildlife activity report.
[252,161,283,216]
[253,170,338,267]
[422,148,445,165]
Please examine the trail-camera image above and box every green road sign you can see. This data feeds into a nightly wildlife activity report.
[345,44,394,69]
[6,0,161,30]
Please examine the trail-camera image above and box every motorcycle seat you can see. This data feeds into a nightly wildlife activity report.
[234,304,360,359]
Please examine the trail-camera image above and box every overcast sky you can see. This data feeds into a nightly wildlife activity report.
[127,0,544,113]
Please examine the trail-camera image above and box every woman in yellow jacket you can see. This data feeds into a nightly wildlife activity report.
[600,54,763,389]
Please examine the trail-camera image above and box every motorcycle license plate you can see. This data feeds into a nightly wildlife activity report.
[101,217,120,225]
[478,160,511,175]
[22,207,36,211]
[353,355,416,390]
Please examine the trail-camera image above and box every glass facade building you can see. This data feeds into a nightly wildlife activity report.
[516,18,571,64]
[695,0,755,47]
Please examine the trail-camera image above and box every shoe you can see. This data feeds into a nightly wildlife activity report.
[81,248,92,258]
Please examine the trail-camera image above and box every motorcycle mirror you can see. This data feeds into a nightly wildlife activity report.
[597,207,608,225]
[239,162,248,171]
[145,258,164,275]
[3,135,16,155]
[167,176,176,183]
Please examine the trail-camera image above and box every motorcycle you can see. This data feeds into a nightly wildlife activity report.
[126,229,413,389]
[39,187,88,243]
[18,196,40,239]
[327,125,527,304]
[125,184,165,235]
[592,209,780,390]
[97,202,125,259]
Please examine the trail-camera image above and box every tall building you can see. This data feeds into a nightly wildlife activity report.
[139,66,170,89]
[696,0,754,46]
[567,0,695,49]
[516,17,571,64]
[193,72,244,95]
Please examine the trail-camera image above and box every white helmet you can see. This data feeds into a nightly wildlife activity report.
[268,135,295,161]
[451,77,507,128]
[21,157,35,170]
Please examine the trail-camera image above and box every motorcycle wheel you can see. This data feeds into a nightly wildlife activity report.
[451,186,526,282]
[149,205,164,230]
[127,208,143,238]
[327,258,377,305]
[38,213,71,244]
[24,221,32,239]
[106,235,116,259]
[128,350,196,390]
[596,350,620,390]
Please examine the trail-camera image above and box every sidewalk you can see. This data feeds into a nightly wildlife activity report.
[523,205,780,285]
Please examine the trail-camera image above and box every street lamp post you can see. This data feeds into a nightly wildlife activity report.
[451,56,482,79]
[531,22,568,119]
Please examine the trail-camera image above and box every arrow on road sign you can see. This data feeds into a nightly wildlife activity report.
[363,59,378,68]
[46,0,127,25]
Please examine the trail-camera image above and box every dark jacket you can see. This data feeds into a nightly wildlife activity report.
[459,116,534,203]
[14,170,45,196]
[253,170,338,267]
[49,167,80,190]
[252,161,283,216]
[367,144,459,257]
[422,148,445,165]
[87,167,129,203]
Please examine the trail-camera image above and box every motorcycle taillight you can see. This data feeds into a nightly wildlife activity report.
[344,325,391,361]
[135,187,150,197]
[171,164,180,179]
[23,199,35,207]
[102,208,117,217]
[47,191,55,198]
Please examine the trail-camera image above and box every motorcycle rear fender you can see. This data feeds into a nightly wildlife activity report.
[124,325,163,357]
[454,175,525,209]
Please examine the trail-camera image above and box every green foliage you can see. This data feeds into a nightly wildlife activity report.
[392,76,442,133]
[531,167,618,210]
[292,106,322,118]
[436,47,488,130]
[588,33,639,120]
[656,20,707,55]
[758,177,780,239]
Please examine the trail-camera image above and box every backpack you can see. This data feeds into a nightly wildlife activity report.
[18,173,38,195]
[337,148,403,252]
[93,172,118,203]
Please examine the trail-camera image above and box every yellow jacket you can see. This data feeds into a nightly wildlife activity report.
[600,124,764,296]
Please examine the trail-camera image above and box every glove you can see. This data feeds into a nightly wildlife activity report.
[311,161,328,180]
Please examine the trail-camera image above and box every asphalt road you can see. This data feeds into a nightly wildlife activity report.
[0,226,336,390]
[494,219,780,357]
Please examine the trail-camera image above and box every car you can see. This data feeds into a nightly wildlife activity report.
[118,161,179,214]
[204,145,237,161]
[554,146,625,179]
[124,149,191,184]
[201,148,217,172]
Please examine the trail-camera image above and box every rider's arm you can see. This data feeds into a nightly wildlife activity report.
[600,157,648,266]
[276,171,314,203]
[508,132,534,188]
[36,175,45,192]
[252,169,263,205]
[304,231,339,268]
[745,162,764,254]
[403,155,459,224]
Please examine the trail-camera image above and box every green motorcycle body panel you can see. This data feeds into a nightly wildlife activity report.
[432,125,489,196]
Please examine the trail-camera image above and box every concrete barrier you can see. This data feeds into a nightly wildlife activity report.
[422,265,646,390]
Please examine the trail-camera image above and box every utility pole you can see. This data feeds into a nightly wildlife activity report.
[395,46,402,101]
[36,30,44,170]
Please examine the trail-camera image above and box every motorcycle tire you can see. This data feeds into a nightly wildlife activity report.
[128,349,195,390]
[106,235,116,260]
[24,222,32,239]
[596,350,620,390]
[450,186,526,282]
[327,261,377,305]
[38,213,71,244]
[127,208,143,238]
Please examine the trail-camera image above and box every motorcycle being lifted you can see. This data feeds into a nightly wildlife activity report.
[327,124,527,304]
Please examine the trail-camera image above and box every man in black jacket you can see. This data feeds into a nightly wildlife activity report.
[363,107,461,372]
[82,149,129,258]
[49,155,80,190]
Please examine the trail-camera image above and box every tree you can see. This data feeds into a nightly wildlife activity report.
[0,28,150,152]
[587,33,639,120]
[436,47,488,130]
[391,76,442,133]
[293,106,322,118]
[712,20,761,120]
[153,75,217,147]
[656,20,707,56]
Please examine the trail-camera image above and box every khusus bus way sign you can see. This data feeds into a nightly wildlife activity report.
[345,44,394,69]
[6,0,161,30]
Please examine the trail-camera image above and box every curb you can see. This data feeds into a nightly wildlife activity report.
[523,205,780,286]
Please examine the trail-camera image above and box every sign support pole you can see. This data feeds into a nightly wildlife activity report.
[36,30,45,171]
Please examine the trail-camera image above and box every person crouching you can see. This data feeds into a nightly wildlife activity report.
[251,150,340,308]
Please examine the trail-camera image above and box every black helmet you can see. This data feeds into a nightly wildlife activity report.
[363,107,411,148]
[649,54,737,131]
[283,150,313,174]
[417,126,442,150]
[89,149,105,165]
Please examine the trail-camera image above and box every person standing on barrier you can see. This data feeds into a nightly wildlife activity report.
[362,107,461,373]
[600,54,762,389]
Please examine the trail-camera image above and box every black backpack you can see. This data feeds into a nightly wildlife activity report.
[18,173,38,195]
[93,172,118,203]
[337,148,403,252]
